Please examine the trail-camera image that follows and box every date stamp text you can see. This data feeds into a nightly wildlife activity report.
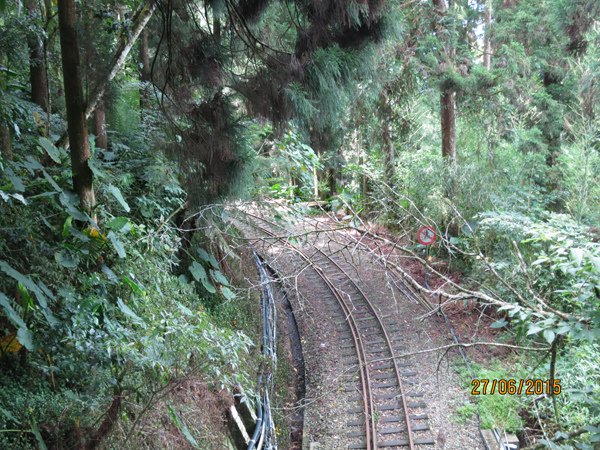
[471,379,561,396]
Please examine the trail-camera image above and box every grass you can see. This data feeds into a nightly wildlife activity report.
[452,358,525,433]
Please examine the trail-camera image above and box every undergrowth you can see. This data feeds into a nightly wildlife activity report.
[0,97,254,449]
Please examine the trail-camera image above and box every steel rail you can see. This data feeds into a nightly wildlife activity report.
[240,212,416,449]
[244,218,376,449]
[308,247,415,449]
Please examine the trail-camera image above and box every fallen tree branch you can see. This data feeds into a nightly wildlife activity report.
[369,341,550,364]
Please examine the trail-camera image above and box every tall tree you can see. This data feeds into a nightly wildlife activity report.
[0,45,12,162]
[432,0,457,161]
[379,88,395,186]
[56,0,157,148]
[57,0,95,211]
[0,120,12,161]
[84,0,156,121]
[139,28,151,110]
[483,0,492,70]
[26,0,49,112]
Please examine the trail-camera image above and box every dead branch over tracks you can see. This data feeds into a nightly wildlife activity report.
[237,211,436,449]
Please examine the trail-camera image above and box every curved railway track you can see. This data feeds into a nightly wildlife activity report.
[239,212,435,449]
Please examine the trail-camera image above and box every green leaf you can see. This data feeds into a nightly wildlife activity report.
[122,276,145,296]
[117,298,144,325]
[108,216,129,232]
[201,278,217,294]
[54,250,80,269]
[221,286,236,300]
[570,248,584,265]
[30,418,48,450]
[0,260,54,310]
[196,247,219,269]
[526,323,543,335]
[167,405,200,449]
[543,329,555,344]
[190,261,217,293]
[0,292,34,351]
[22,156,43,173]
[17,283,34,310]
[10,193,27,204]
[16,327,34,351]
[555,323,571,335]
[87,158,105,179]
[210,270,230,286]
[107,231,126,258]
[107,185,130,212]
[42,170,61,192]
[101,265,118,283]
[69,227,90,242]
[62,216,73,238]
[58,191,88,221]
[176,302,194,316]
[490,318,507,329]
[0,292,27,330]
[0,406,17,423]
[0,263,58,329]
[39,137,61,164]
[5,167,25,192]
[189,261,207,282]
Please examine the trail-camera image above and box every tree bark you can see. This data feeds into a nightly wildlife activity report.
[432,0,457,162]
[440,89,456,160]
[94,101,108,149]
[483,0,492,70]
[139,28,151,110]
[26,0,49,111]
[86,395,121,450]
[0,122,12,161]
[57,0,95,211]
[379,89,395,185]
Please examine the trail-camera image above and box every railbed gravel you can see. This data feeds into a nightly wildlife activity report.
[250,218,485,450]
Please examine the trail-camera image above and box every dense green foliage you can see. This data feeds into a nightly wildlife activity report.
[0,94,253,448]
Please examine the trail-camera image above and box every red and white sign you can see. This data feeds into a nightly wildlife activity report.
[417,226,437,246]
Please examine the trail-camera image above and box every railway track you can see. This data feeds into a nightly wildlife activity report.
[239,212,435,449]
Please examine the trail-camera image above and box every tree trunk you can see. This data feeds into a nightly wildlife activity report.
[139,28,151,110]
[327,166,337,198]
[26,0,49,111]
[483,0,492,70]
[433,0,457,162]
[379,90,395,185]
[57,0,95,211]
[85,0,156,121]
[0,122,12,161]
[440,89,456,160]
[0,47,11,161]
[86,395,121,450]
[94,101,108,149]
[43,0,52,21]
[56,0,157,148]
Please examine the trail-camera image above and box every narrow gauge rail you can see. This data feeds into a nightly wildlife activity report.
[240,213,434,449]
